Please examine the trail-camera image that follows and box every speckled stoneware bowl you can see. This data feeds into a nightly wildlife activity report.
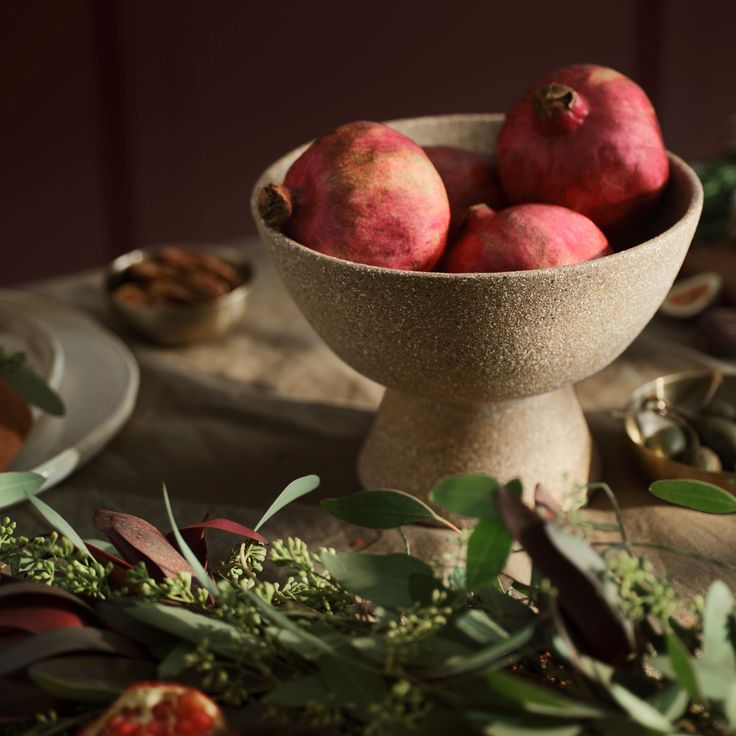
[251,113,703,503]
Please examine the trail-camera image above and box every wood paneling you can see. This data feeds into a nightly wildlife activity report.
[1,1,732,284]
[0,2,111,284]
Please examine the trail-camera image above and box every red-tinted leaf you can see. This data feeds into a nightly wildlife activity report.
[0,606,85,634]
[166,525,208,570]
[29,654,158,703]
[95,510,194,581]
[177,518,268,545]
[0,676,58,720]
[0,627,147,676]
[495,486,634,666]
[0,580,98,627]
[0,633,27,651]
[0,579,96,616]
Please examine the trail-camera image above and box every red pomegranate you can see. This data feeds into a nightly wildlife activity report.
[78,682,228,736]
[445,203,611,273]
[496,64,669,230]
[423,145,505,238]
[259,121,450,271]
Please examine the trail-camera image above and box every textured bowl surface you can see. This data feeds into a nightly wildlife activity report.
[252,114,703,403]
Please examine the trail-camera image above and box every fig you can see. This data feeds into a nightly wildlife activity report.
[259,121,450,271]
[691,415,736,470]
[644,425,688,459]
[689,445,723,473]
[445,203,611,273]
[78,681,228,735]
[696,307,736,358]
[497,64,669,230]
[659,272,723,318]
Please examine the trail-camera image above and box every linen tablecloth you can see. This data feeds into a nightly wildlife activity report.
[9,238,736,599]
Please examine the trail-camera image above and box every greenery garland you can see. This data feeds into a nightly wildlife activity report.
[0,471,735,736]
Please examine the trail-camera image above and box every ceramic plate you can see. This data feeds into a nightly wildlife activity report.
[0,290,139,493]
[0,307,64,388]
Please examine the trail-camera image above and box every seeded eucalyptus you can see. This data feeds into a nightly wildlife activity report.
[1,471,736,735]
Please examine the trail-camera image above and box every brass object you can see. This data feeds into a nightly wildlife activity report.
[106,246,253,345]
[625,369,736,492]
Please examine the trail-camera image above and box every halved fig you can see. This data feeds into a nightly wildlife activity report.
[660,272,723,318]
[77,681,228,736]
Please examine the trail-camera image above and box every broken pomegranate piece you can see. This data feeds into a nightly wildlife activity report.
[78,681,228,736]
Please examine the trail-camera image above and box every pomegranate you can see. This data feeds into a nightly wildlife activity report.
[423,145,505,237]
[445,203,611,273]
[496,64,669,230]
[78,682,228,736]
[258,121,450,271]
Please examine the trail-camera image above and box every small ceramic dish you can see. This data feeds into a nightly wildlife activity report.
[106,245,253,345]
[625,369,736,491]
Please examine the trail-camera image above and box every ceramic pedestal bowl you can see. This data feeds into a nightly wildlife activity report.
[251,114,703,504]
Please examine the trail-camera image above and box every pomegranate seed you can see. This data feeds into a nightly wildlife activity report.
[144,722,168,736]
[153,701,173,720]
[190,710,214,732]
[106,714,127,730]
[175,692,202,716]
[116,722,143,736]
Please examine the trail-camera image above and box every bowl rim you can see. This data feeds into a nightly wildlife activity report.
[106,244,253,315]
[250,112,704,281]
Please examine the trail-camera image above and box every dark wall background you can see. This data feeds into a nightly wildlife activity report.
[1,0,734,285]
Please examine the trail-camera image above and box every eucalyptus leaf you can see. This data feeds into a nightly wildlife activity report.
[665,631,701,701]
[84,539,119,556]
[322,489,455,530]
[0,361,64,415]
[318,654,387,714]
[725,681,736,729]
[0,471,44,509]
[158,642,195,678]
[350,636,387,661]
[486,671,603,718]
[429,474,501,518]
[162,483,218,597]
[240,588,334,660]
[649,479,736,514]
[264,674,328,706]
[29,655,156,703]
[255,474,320,532]
[466,711,583,736]
[647,683,689,722]
[693,661,733,701]
[127,601,256,659]
[422,623,534,679]
[321,551,436,609]
[474,585,535,629]
[25,491,90,557]
[609,683,673,733]
[701,580,736,680]
[95,600,177,653]
[465,517,513,591]
[453,608,508,644]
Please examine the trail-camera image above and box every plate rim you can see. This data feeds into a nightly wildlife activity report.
[0,289,139,499]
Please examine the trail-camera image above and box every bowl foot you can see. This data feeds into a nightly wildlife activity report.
[357,385,597,505]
